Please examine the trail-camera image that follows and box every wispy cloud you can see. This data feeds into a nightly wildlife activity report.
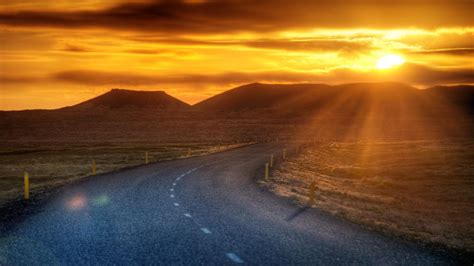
[49,64,474,87]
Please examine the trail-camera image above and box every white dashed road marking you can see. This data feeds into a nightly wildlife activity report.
[172,166,219,238]
[226,253,244,264]
[200,228,212,234]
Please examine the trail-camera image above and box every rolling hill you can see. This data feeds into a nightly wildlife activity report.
[194,82,474,114]
[1,83,473,143]
[65,89,190,110]
[193,83,334,112]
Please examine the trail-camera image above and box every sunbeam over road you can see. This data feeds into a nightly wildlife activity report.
[0,145,459,264]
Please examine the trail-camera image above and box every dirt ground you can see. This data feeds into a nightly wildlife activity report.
[268,139,474,252]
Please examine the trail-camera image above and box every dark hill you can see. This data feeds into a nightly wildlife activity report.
[1,83,473,143]
[193,82,474,120]
[424,85,474,114]
[194,82,420,113]
[66,89,190,110]
[193,82,333,112]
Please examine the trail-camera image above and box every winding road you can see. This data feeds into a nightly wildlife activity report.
[0,144,455,265]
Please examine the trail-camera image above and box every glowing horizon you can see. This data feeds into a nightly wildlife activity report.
[0,0,473,110]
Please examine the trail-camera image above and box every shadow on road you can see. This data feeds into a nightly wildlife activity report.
[285,206,310,222]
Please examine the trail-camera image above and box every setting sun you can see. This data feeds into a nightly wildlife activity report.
[376,54,405,70]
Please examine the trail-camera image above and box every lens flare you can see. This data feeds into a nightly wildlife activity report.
[92,195,110,206]
[67,196,87,210]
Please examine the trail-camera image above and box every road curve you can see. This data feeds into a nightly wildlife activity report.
[0,144,455,265]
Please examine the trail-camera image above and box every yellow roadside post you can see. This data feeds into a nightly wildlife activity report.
[264,163,269,181]
[92,159,96,175]
[24,172,29,200]
[270,154,274,168]
[283,149,287,160]
[145,151,149,164]
[308,182,317,206]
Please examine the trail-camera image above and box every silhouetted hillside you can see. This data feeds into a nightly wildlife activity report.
[194,83,333,112]
[194,82,417,114]
[66,89,190,110]
[424,85,474,114]
[1,83,473,143]
[194,82,474,116]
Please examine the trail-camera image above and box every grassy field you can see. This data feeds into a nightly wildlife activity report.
[267,139,474,252]
[0,142,246,206]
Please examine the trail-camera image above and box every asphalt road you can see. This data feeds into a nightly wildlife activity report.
[0,144,456,265]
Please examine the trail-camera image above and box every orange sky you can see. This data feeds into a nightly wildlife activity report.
[0,0,473,110]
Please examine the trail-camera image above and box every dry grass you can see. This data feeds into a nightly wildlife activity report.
[268,139,474,252]
[0,142,247,206]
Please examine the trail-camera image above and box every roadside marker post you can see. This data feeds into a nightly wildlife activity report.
[187,148,191,157]
[24,172,29,200]
[145,152,149,164]
[92,159,96,175]
[264,163,269,181]
[308,182,317,206]
[270,154,274,168]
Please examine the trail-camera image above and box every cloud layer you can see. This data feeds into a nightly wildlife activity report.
[0,0,473,109]
[2,63,470,87]
[0,0,473,33]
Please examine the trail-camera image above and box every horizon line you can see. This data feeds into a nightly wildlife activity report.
[1,81,473,112]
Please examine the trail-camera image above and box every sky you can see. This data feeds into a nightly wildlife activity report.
[0,0,473,110]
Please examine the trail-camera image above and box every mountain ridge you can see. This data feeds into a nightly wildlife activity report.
[193,82,474,113]
[1,82,474,112]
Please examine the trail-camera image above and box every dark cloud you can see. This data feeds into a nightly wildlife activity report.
[124,48,192,56]
[0,30,54,50]
[238,39,373,54]
[3,62,473,89]
[0,0,472,33]
[53,70,161,86]
[62,44,89,52]
[0,75,44,84]
[52,70,315,85]
[411,48,474,56]
[51,63,474,87]
[126,49,166,54]
[127,35,373,54]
